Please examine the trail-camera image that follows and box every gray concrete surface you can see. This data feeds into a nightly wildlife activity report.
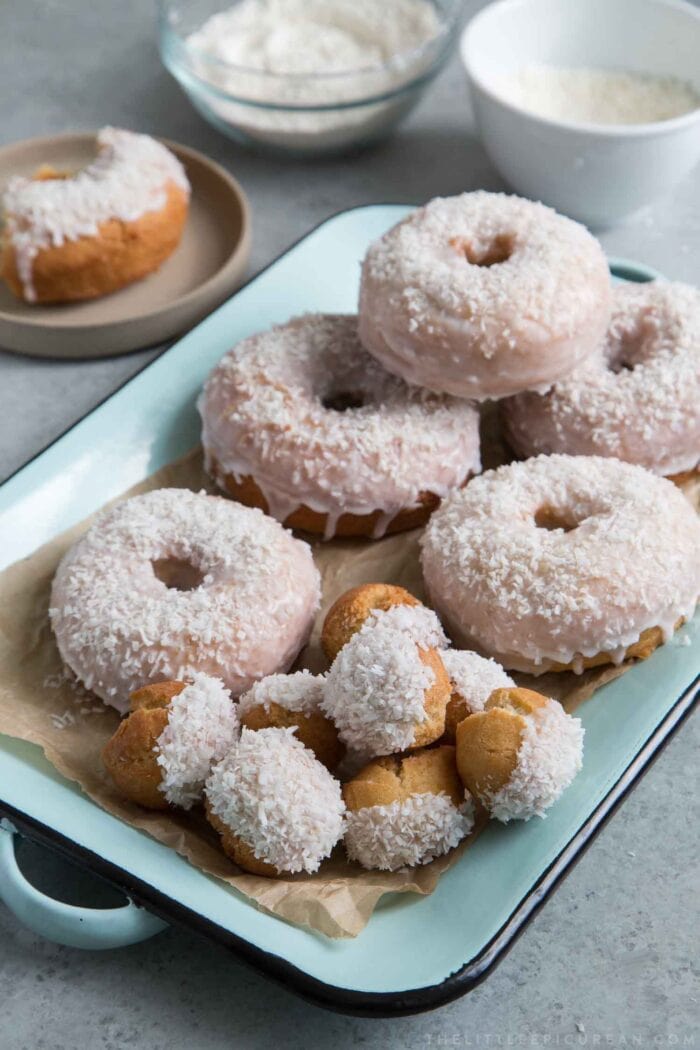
[0,2,698,1046]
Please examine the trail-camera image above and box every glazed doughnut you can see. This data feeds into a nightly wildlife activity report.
[50,488,320,713]
[2,127,190,303]
[421,455,700,675]
[455,688,584,822]
[343,746,474,871]
[358,191,611,400]
[441,649,514,743]
[321,582,421,662]
[321,604,450,755]
[198,314,481,540]
[205,727,345,876]
[101,674,239,810]
[502,282,700,478]
[237,670,343,771]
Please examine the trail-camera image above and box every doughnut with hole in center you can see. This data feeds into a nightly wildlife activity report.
[50,488,320,713]
[502,281,700,479]
[421,454,700,674]
[198,313,481,540]
[358,191,611,400]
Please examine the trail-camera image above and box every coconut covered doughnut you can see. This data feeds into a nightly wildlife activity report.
[441,650,515,743]
[198,314,481,540]
[50,488,320,713]
[456,688,584,822]
[502,282,700,478]
[421,455,700,675]
[321,582,422,662]
[322,604,450,755]
[101,674,240,810]
[237,670,343,771]
[205,727,345,876]
[343,746,474,871]
[1,128,190,303]
[358,191,611,401]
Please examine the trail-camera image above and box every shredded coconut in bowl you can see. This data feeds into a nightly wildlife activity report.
[237,669,325,718]
[205,727,345,874]
[182,0,446,150]
[487,700,584,823]
[442,650,514,714]
[156,672,239,809]
[322,618,436,754]
[345,793,474,871]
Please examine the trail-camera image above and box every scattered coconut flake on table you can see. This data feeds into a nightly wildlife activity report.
[496,65,700,125]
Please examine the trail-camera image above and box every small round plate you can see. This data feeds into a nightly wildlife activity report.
[0,132,251,359]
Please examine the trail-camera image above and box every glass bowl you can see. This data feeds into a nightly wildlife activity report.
[158,0,463,156]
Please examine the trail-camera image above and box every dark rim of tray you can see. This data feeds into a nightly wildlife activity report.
[0,206,692,1016]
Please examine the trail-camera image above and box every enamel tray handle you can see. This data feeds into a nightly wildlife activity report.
[0,822,168,949]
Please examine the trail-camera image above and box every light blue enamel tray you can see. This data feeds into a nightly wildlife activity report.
[0,205,697,1016]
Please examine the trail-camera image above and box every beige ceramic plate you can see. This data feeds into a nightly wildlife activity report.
[0,132,251,358]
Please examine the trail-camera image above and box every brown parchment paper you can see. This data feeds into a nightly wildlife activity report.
[0,442,697,939]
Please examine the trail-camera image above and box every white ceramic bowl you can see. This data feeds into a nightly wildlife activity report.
[461,0,700,227]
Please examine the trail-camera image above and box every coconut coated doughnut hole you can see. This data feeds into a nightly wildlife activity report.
[102,674,240,810]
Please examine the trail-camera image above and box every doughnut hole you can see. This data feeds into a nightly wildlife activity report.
[450,233,514,267]
[130,679,186,712]
[152,557,204,591]
[409,648,451,750]
[455,707,525,802]
[486,686,549,718]
[321,582,421,663]
[239,701,344,772]
[343,746,463,813]
[101,707,169,810]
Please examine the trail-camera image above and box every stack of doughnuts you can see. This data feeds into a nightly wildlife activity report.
[199,190,698,545]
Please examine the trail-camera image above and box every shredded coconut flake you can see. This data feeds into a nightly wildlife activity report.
[322,618,436,754]
[486,700,584,822]
[344,793,474,870]
[365,602,448,650]
[205,727,345,874]
[237,669,324,717]
[441,649,514,713]
[155,672,239,809]
[496,65,700,126]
